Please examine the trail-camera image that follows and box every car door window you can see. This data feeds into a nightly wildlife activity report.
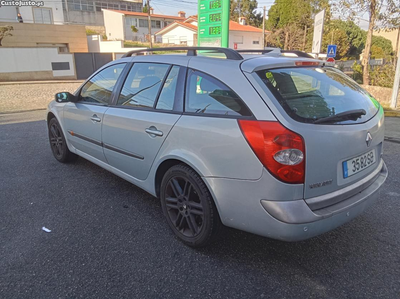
[185,69,252,116]
[155,66,180,111]
[80,63,126,105]
[117,63,170,108]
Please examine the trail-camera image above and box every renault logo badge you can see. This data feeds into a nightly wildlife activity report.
[366,132,372,147]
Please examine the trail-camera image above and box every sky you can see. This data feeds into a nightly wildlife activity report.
[150,0,370,30]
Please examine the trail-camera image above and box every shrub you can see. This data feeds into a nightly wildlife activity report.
[351,61,363,84]
[370,64,395,88]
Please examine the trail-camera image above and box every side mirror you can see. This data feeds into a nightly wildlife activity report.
[55,92,78,103]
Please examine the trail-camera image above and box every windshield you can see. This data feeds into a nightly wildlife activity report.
[257,67,380,124]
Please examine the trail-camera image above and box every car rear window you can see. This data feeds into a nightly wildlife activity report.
[257,67,380,124]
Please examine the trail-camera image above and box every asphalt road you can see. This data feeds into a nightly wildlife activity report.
[1,111,400,299]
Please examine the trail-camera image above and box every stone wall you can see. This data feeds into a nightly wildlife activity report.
[0,22,88,53]
[362,85,399,107]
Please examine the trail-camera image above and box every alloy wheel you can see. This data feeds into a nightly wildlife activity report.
[49,123,64,158]
[165,177,204,237]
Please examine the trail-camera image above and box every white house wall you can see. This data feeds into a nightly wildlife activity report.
[0,0,64,24]
[123,16,173,42]
[0,47,75,79]
[229,31,263,49]
[103,10,125,40]
[161,26,195,46]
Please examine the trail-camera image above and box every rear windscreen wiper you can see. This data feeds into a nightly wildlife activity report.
[313,109,366,124]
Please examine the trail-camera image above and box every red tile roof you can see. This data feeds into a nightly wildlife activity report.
[104,9,185,20]
[154,16,266,35]
[229,21,263,33]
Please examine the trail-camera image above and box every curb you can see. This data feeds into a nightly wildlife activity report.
[384,111,400,117]
[0,81,84,85]
[0,108,47,115]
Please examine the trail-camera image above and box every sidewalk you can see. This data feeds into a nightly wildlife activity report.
[0,81,82,113]
[385,117,400,142]
[0,80,84,85]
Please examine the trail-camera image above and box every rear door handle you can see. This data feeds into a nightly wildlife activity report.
[91,114,101,122]
[145,126,163,137]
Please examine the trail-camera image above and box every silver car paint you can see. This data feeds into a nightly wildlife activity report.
[153,115,264,180]
[102,108,181,180]
[63,102,109,163]
[46,54,388,242]
[242,66,385,200]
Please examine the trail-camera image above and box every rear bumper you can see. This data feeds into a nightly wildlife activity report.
[205,160,388,242]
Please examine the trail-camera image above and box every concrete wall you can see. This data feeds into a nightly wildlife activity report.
[87,34,136,52]
[65,10,105,26]
[160,26,196,46]
[103,10,125,40]
[0,0,64,24]
[85,25,106,35]
[362,85,399,107]
[0,22,88,52]
[0,47,75,81]
[229,31,263,50]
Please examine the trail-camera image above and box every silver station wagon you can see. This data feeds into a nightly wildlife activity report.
[47,47,388,247]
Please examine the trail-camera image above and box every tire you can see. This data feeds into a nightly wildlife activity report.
[160,164,221,247]
[48,117,78,163]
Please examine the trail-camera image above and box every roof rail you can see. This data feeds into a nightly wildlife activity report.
[237,48,314,59]
[122,47,244,60]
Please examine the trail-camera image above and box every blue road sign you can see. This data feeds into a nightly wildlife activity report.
[327,45,337,58]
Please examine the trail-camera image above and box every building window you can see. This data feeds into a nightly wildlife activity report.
[73,0,80,10]
[151,20,161,29]
[33,7,53,24]
[120,4,126,10]
[81,0,94,11]
[253,40,260,44]
[139,19,148,28]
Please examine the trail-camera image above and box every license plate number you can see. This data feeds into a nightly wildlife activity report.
[343,149,376,178]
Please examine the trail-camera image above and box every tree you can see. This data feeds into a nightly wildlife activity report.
[230,0,262,27]
[266,0,331,50]
[143,0,149,13]
[0,26,13,46]
[371,35,393,58]
[321,27,349,59]
[336,0,400,85]
[131,25,138,33]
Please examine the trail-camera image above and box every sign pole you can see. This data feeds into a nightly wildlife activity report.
[147,0,152,48]
[390,42,400,109]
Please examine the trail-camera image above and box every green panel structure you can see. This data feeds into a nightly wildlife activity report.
[198,0,230,47]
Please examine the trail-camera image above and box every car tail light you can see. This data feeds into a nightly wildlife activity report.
[238,120,305,184]
[295,61,321,66]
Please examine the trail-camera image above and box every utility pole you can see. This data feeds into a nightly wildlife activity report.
[262,6,266,49]
[394,27,400,69]
[390,35,400,109]
[147,0,152,48]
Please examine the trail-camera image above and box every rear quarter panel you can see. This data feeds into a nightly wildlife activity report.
[152,116,264,180]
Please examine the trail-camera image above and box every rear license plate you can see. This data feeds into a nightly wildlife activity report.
[343,149,376,178]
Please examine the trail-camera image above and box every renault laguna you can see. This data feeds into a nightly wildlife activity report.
[46,47,388,247]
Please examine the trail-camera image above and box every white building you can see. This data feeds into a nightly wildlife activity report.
[0,0,64,24]
[62,0,143,26]
[155,17,266,49]
[103,9,186,42]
